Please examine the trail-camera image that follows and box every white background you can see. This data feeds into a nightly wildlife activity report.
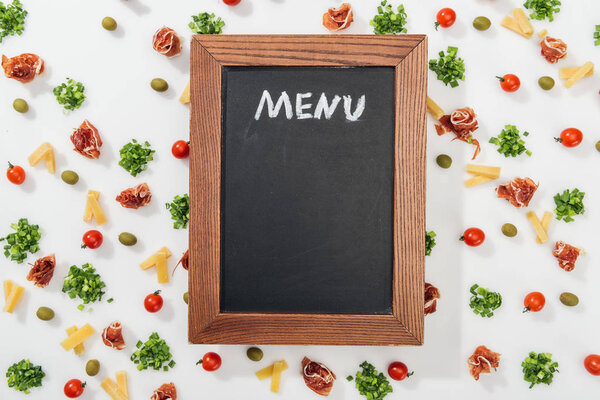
[1,0,599,399]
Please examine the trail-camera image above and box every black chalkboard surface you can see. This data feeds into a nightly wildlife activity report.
[220,67,396,314]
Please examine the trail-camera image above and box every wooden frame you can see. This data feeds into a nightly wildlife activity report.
[189,35,427,345]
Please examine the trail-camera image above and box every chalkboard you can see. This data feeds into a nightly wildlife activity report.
[221,67,395,314]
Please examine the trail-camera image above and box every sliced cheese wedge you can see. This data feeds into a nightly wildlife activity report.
[83,190,100,222]
[4,280,14,301]
[501,16,532,38]
[28,143,55,173]
[66,326,85,355]
[256,360,289,380]
[512,8,533,36]
[426,96,444,120]
[3,282,24,313]
[180,81,191,104]
[537,29,548,38]
[270,360,286,393]
[101,377,128,400]
[560,66,594,80]
[115,371,128,399]
[61,323,94,351]
[527,211,548,243]
[84,191,107,225]
[156,254,169,284]
[45,149,55,174]
[466,164,501,179]
[140,247,172,270]
[565,62,594,88]
[465,175,494,187]
[536,211,553,244]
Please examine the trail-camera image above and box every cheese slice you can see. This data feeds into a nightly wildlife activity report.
[28,143,55,173]
[4,280,13,301]
[527,211,548,243]
[86,192,107,225]
[115,371,128,399]
[83,190,100,222]
[536,211,553,244]
[512,8,533,35]
[156,254,169,284]
[560,66,594,80]
[61,323,94,351]
[466,164,501,179]
[537,29,548,38]
[3,283,24,313]
[66,326,85,355]
[501,16,532,38]
[140,247,172,270]
[256,360,289,380]
[180,81,191,104]
[45,149,56,174]
[270,360,286,393]
[565,62,594,88]
[101,378,128,400]
[426,96,444,120]
[464,175,494,187]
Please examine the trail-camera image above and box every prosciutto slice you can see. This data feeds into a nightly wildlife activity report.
[1,53,44,83]
[71,120,102,159]
[175,249,189,272]
[540,36,567,64]
[496,177,538,208]
[151,383,177,400]
[152,27,182,58]
[302,357,336,396]
[468,345,500,380]
[435,107,480,160]
[102,321,126,350]
[27,254,55,288]
[115,183,152,209]
[552,241,580,272]
[322,3,353,31]
[424,282,440,315]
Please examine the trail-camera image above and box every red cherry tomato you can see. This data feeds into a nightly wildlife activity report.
[460,228,485,247]
[523,292,545,313]
[64,379,85,398]
[223,0,241,5]
[82,230,103,249]
[555,128,583,147]
[584,354,600,376]
[6,162,25,185]
[435,8,456,29]
[496,74,520,92]
[198,352,222,371]
[388,361,413,381]
[171,140,190,159]
[144,290,163,313]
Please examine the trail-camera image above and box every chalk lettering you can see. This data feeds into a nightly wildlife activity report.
[254,90,293,120]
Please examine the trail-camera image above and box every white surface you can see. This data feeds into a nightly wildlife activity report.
[1,0,600,398]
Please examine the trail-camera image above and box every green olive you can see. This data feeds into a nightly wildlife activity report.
[13,98,29,113]
[118,232,137,246]
[559,292,579,307]
[61,170,79,185]
[436,154,452,169]
[36,306,54,321]
[473,16,491,31]
[102,16,117,31]
[538,76,555,91]
[183,292,189,304]
[595,140,600,153]
[247,347,264,362]
[150,78,169,92]
[501,223,518,237]
[86,359,100,376]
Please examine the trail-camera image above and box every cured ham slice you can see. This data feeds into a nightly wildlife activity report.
[424,282,440,315]
[496,177,538,208]
[302,357,336,396]
[27,254,55,288]
[468,345,500,381]
[552,241,580,272]
[102,321,126,350]
[175,249,189,272]
[1,53,44,83]
[151,383,177,400]
[71,120,102,159]
[435,107,480,160]
[322,3,353,31]
[115,183,152,209]
[152,27,182,58]
[541,36,567,64]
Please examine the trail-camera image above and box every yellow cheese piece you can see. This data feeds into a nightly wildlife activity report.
[115,371,128,399]
[156,254,169,284]
[536,211,553,244]
[3,284,24,313]
[501,16,532,38]
[4,280,14,301]
[270,360,286,393]
[101,378,128,400]
[83,190,100,222]
[44,149,56,174]
[466,164,501,179]
[180,81,191,104]
[464,175,494,187]
[560,66,594,80]
[28,143,54,172]
[66,326,85,355]
[512,8,533,35]
[256,360,289,380]
[538,29,547,38]
[61,323,94,351]
[527,211,548,243]
[426,96,444,120]
[140,247,172,270]
[565,62,594,88]
[86,192,107,225]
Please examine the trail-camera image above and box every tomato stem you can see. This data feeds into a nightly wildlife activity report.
[495,76,505,82]
[459,236,465,241]
[81,244,87,249]
[554,137,562,143]
[153,290,161,295]
[434,21,440,30]
[7,161,14,169]
[523,306,531,313]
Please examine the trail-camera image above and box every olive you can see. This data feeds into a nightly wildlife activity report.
[102,16,117,31]
[436,154,452,169]
[183,292,189,304]
[501,223,517,237]
[473,16,491,31]
[86,359,100,376]
[538,76,555,91]
[36,306,54,321]
[595,140,600,153]
[13,98,29,113]
[247,347,264,362]
[118,232,137,246]
[150,78,169,92]
[61,170,79,185]
[559,292,579,307]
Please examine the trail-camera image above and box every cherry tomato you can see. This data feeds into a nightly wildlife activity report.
[198,352,222,371]
[460,228,485,247]
[144,290,163,313]
[388,361,413,381]
[496,74,520,92]
[6,162,25,185]
[523,292,545,313]
[82,230,103,249]
[171,140,190,159]
[555,128,583,147]
[64,379,85,398]
[435,8,456,29]
[223,0,241,5]
[584,354,600,376]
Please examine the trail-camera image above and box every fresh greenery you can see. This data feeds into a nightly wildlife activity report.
[594,25,600,46]
[189,12,224,34]
[131,333,176,371]
[370,0,407,35]
[352,361,393,400]
[523,0,561,22]
[469,284,502,318]
[522,352,559,388]
[489,124,531,157]
[6,359,45,394]
[165,194,189,229]
[118,139,155,177]
[0,0,27,43]
[553,188,585,222]
[0,218,41,264]
[62,263,107,310]
[425,231,436,256]
[53,78,86,111]
[428,46,465,88]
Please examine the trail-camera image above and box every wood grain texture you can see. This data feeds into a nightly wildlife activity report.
[189,35,426,345]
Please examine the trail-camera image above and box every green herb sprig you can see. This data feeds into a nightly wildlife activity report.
[53,78,86,111]
[425,231,436,256]
[189,12,224,34]
[165,194,189,229]
[62,263,106,310]
[522,352,559,388]
[428,46,465,88]
[0,218,41,264]
[523,0,561,22]
[0,0,27,43]
[352,361,393,400]
[489,125,531,157]
[131,333,176,371]
[6,359,45,394]
[594,25,600,46]
[118,139,155,177]
[370,0,408,35]
[469,284,502,318]
[553,188,585,222]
